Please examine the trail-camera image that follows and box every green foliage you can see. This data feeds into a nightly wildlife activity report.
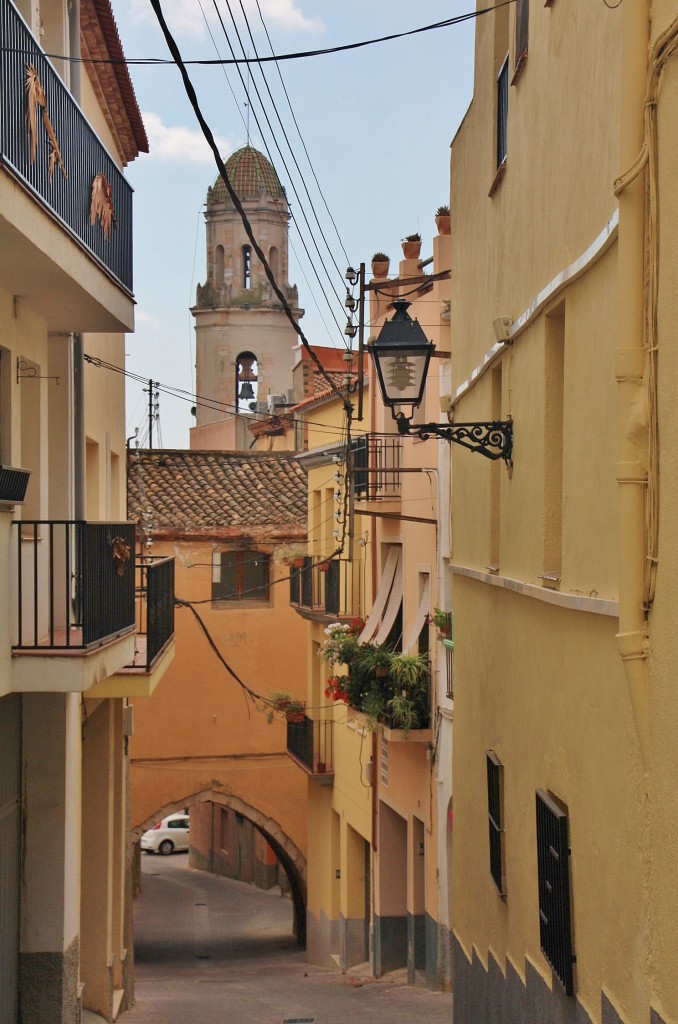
[436,205,450,217]
[403,232,421,242]
[371,252,390,263]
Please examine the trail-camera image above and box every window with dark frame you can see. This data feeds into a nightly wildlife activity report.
[535,789,575,996]
[515,0,529,67]
[212,549,269,602]
[497,57,509,168]
[242,244,251,289]
[486,751,506,895]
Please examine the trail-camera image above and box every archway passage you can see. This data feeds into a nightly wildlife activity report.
[133,789,307,946]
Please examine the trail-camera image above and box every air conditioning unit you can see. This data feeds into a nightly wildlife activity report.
[267,394,285,411]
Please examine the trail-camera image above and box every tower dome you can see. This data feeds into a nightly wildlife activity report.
[211,145,284,202]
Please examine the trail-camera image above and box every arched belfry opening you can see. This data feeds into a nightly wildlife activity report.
[192,145,304,450]
[236,351,258,412]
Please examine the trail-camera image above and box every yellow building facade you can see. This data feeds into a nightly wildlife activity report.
[0,0,173,1020]
[297,231,453,988]
[448,2,678,1022]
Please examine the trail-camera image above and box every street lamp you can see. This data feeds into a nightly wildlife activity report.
[368,299,513,464]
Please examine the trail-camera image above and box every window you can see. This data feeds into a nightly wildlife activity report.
[515,0,529,67]
[497,57,509,168]
[212,549,269,602]
[215,244,224,286]
[242,244,251,289]
[486,752,506,895]
[535,789,574,995]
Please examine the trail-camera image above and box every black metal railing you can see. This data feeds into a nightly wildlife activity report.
[12,520,136,649]
[324,557,363,619]
[324,559,340,615]
[300,556,317,608]
[287,715,334,775]
[351,434,402,500]
[0,0,133,291]
[136,556,175,669]
[289,563,301,605]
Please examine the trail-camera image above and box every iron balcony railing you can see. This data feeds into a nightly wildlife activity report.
[12,521,136,650]
[0,0,133,291]
[290,557,364,621]
[287,715,334,776]
[135,556,175,669]
[351,434,402,501]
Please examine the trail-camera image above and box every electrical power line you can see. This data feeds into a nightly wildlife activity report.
[7,3,516,68]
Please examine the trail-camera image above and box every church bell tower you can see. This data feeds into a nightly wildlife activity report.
[191,145,303,450]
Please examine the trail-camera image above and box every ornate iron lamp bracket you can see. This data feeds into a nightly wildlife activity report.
[394,414,513,466]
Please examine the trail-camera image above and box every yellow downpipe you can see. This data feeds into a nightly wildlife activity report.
[614,1,651,768]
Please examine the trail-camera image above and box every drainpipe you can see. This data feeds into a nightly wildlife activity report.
[615,3,651,768]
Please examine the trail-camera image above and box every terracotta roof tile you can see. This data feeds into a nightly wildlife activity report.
[127,450,307,535]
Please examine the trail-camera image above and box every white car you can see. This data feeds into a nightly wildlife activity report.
[140,813,190,855]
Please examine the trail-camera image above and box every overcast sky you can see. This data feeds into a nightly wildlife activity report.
[114,0,477,447]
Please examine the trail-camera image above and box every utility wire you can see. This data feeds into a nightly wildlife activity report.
[238,0,347,283]
[210,0,346,331]
[147,0,350,410]
[16,2,516,67]
[253,0,350,267]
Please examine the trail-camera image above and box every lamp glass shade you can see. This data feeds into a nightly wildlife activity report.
[370,300,434,410]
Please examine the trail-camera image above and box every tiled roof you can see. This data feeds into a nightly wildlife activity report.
[80,0,148,164]
[211,146,284,202]
[127,450,307,536]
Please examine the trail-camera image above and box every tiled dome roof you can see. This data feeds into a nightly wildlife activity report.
[212,146,284,201]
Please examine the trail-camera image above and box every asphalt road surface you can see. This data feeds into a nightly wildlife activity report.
[124,852,453,1024]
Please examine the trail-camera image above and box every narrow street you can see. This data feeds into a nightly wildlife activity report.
[123,854,453,1024]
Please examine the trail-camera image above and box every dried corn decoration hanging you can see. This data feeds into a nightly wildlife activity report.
[25,64,66,181]
[90,172,118,239]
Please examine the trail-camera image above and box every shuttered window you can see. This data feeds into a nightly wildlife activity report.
[535,789,575,995]
[486,751,506,895]
[212,549,269,601]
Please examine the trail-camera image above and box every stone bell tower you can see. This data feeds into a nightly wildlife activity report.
[190,145,303,450]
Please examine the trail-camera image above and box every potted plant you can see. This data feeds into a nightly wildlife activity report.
[318,622,362,667]
[267,690,305,723]
[435,205,451,235]
[401,232,421,260]
[386,690,420,736]
[317,559,330,573]
[431,608,452,638]
[371,252,390,278]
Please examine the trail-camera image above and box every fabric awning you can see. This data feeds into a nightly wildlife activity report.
[359,546,400,644]
[403,574,430,653]
[373,553,404,646]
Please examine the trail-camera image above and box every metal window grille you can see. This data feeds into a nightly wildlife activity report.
[535,789,574,995]
[497,58,509,168]
[444,641,454,699]
[301,556,314,608]
[486,751,506,895]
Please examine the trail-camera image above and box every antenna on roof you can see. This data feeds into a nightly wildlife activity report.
[245,51,251,145]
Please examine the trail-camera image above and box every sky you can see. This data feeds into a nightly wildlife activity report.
[113,0,478,448]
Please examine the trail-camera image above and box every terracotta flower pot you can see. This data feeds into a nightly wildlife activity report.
[435,214,451,236]
[401,240,421,260]
[371,260,390,278]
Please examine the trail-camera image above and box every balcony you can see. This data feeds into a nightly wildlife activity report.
[352,434,402,502]
[11,520,138,692]
[290,557,364,622]
[287,715,334,784]
[0,0,134,329]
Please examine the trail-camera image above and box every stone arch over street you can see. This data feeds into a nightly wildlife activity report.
[133,788,307,945]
